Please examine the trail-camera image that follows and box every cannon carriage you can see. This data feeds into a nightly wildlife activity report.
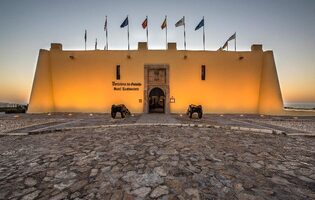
[186,104,203,119]
[111,104,131,118]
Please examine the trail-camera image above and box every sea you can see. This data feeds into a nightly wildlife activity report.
[284,102,315,109]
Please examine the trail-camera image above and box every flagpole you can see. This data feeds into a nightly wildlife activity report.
[146,16,149,47]
[165,15,168,50]
[203,16,205,51]
[106,16,108,50]
[127,15,130,51]
[235,32,236,51]
[183,16,186,50]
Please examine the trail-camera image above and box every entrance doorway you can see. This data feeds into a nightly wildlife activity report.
[149,87,165,113]
[144,64,169,114]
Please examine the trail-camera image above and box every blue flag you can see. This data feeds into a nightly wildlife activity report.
[195,19,204,31]
[120,17,129,28]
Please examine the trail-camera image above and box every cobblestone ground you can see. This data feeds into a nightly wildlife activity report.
[0,113,141,133]
[0,119,315,200]
[252,118,315,133]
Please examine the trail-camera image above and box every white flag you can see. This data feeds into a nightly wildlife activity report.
[175,17,185,27]
[227,32,236,42]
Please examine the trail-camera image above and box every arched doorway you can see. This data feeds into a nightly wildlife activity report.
[149,87,165,113]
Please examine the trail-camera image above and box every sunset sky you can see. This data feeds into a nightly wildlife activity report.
[0,0,314,105]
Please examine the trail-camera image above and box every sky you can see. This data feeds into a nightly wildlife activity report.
[0,0,314,105]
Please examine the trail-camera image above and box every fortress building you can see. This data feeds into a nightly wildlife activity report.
[28,42,284,115]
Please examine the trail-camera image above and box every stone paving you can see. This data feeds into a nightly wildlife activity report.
[252,118,315,134]
[0,113,314,200]
[1,113,314,135]
[136,114,180,124]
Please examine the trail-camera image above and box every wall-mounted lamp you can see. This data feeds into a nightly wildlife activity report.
[170,96,175,103]
[127,55,131,59]
[238,56,244,60]
[184,55,188,59]
[69,55,75,60]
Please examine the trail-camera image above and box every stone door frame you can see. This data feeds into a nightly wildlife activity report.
[143,64,170,114]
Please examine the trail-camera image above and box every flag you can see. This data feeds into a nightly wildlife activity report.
[104,17,107,31]
[227,32,236,42]
[84,30,87,42]
[162,16,168,48]
[222,41,228,49]
[104,16,109,50]
[120,17,128,28]
[95,38,97,50]
[142,18,147,29]
[161,18,167,29]
[222,33,236,50]
[120,16,130,50]
[195,18,204,31]
[175,17,185,27]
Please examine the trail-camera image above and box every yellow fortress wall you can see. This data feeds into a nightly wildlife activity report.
[28,42,284,114]
[28,49,55,112]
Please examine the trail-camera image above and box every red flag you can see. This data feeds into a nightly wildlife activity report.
[142,18,147,29]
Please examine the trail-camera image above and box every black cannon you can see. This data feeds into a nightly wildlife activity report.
[111,104,131,118]
[186,104,203,119]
